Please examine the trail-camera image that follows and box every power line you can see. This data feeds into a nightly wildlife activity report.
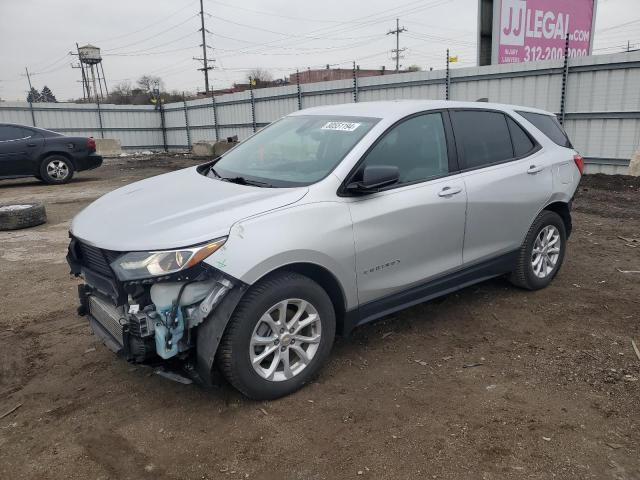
[95,0,199,44]
[598,17,640,33]
[104,46,198,57]
[104,31,197,56]
[213,0,450,59]
[104,15,198,52]
[205,0,343,24]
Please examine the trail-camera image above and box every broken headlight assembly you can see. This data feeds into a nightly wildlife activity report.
[110,237,226,281]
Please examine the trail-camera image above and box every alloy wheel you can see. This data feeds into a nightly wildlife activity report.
[531,225,561,278]
[249,299,322,382]
[46,160,69,180]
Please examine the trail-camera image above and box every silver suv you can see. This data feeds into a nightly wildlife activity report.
[67,100,582,399]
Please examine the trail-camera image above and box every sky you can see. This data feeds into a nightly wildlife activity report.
[0,0,638,101]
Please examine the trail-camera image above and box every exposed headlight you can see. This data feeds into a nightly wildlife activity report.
[111,238,226,281]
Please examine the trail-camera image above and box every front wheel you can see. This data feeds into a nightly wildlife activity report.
[40,156,74,184]
[217,272,336,400]
[510,210,567,290]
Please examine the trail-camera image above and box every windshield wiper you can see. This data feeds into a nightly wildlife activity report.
[209,166,273,187]
[223,176,273,188]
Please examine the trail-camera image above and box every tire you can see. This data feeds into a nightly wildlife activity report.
[217,271,336,400]
[40,155,74,184]
[0,203,47,231]
[509,210,567,290]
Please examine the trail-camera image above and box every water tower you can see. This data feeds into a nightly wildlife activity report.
[78,44,108,102]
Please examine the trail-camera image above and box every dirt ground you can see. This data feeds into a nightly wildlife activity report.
[0,156,639,480]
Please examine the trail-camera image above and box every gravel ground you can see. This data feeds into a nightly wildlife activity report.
[0,156,639,480]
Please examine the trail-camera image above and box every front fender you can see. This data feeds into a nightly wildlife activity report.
[203,201,358,310]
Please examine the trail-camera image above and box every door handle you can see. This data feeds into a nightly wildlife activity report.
[438,186,463,197]
[26,143,37,147]
[527,165,544,174]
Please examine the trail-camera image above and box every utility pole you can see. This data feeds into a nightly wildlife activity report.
[24,67,34,92]
[387,18,406,73]
[194,0,214,94]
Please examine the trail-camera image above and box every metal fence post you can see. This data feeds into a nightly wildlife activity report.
[249,77,257,133]
[296,69,302,110]
[559,34,570,125]
[353,62,359,103]
[445,49,450,101]
[96,100,105,139]
[159,99,168,152]
[182,95,191,150]
[211,95,220,141]
[28,101,36,127]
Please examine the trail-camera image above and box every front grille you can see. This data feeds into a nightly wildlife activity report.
[77,242,119,277]
[88,294,125,346]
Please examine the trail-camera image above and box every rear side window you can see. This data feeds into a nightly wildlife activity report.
[506,117,535,157]
[0,126,30,141]
[517,111,572,148]
[450,111,513,169]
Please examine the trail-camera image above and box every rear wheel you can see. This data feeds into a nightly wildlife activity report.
[510,210,567,290]
[40,156,74,184]
[217,272,336,399]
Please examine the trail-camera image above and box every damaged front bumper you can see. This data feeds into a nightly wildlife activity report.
[67,237,247,384]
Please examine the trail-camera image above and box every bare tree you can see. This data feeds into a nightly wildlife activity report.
[106,80,134,104]
[247,68,273,87]
[137,75,163,93]
[405,64,422,72]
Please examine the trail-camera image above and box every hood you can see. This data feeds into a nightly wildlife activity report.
[71,167,308,251]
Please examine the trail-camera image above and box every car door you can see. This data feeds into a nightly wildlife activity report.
[0,126,40,177]
[346,111,467,306]
[449,109,553,264]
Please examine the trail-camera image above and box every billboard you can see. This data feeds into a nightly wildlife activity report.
[478,0,597,65]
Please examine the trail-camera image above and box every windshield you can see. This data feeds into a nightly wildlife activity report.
[210,115,379,187]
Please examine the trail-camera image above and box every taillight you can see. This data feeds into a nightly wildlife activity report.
[87,137,96,152]
[573,154,584,175]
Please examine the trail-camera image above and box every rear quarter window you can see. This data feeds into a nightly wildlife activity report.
[517,111,572,148]
[506,116,536,157]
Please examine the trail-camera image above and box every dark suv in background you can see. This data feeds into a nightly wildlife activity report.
[0,123,103,184]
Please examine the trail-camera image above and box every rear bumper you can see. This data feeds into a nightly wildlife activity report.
[75,153,103,172]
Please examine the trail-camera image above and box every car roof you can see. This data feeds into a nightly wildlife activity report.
[288,100,554,121]
[0,123,61,136]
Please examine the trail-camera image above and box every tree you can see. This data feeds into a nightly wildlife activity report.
[40,86,57,103]
[406,64,422,72]
[106,80,134,104]
[27,87,42,103]
[137,75,163,93]
[247,68,273,88]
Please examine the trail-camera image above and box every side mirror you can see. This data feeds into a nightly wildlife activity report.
[346,165,399,194]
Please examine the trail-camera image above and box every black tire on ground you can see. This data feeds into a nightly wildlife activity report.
[0,203,47,231]
[216,271,336,400]
[39,155,74,184]
[509,210,567,290]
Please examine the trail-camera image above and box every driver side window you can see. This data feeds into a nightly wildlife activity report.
[360,112,449,185]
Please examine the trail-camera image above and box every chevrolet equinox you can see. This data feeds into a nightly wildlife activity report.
[67,100,582,399]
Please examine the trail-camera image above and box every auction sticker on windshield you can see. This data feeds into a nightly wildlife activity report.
[321,121,361,132]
